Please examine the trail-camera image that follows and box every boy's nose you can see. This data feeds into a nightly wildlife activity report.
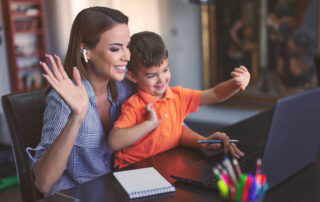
[158,74,165,83]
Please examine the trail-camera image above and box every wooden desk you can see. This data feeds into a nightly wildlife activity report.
[45,109,320,201]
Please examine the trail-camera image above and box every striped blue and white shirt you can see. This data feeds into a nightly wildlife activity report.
[26,79,134,196]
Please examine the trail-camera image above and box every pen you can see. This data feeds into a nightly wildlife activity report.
[197,139,239,144]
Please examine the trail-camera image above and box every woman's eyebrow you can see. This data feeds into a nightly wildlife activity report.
[110,43,123,46]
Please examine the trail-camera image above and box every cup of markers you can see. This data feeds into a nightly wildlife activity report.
[213,156,268,201]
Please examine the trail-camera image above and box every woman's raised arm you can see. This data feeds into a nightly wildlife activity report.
[41,54,89,117]
[33,54,89,194]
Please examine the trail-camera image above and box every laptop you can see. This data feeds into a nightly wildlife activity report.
[171,87,320,190]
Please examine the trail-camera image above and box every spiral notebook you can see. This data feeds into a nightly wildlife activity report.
[113,167,175,199]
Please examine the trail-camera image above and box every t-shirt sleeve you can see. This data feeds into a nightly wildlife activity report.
[113,100,140,129]
[179,86,202,115]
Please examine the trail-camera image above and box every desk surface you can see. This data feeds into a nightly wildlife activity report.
[43,109,320,202]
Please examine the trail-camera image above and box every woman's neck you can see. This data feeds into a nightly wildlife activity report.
[87,75,110,97]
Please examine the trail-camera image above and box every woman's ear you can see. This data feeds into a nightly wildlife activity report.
[126,71,137,83]
[80,44,91,60]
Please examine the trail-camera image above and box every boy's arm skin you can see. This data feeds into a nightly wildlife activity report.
[179,66,250,158]
[200,66,250,106]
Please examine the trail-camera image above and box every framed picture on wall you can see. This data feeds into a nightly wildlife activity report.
[202,0,319,106]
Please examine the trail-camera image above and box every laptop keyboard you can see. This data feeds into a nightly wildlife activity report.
[171,147,264,189]
[203,149,263,188]
[239,150,263,173]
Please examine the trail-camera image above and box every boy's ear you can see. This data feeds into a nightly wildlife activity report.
[126,71,137,83]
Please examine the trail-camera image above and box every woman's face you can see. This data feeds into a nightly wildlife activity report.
[87,24,130,82]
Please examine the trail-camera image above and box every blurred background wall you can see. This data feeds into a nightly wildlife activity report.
[0,0,203,144]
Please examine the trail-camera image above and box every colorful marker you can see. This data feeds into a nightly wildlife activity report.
[248,179,257,201]
[255,158,262,175]
[212,167,222,181]
[232,158,242,180]
[222,156,238,186]
[217,179,229,199]
[235,174,247,201]
[241,174,253,201]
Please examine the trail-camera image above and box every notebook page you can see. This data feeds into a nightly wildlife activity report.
[113,167,175,199]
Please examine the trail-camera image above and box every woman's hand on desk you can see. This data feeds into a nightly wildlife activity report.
[202,132,245,159]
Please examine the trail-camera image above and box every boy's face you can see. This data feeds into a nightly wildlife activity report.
[129,58,171,99]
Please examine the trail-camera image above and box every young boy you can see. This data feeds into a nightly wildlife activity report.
[109,31,250,168]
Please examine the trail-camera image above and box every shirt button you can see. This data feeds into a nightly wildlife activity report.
[164,114,169,118]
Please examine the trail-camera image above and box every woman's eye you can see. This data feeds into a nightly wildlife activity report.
[109,48,119,52]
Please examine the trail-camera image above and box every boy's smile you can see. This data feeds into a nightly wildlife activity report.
[129,58,171,99]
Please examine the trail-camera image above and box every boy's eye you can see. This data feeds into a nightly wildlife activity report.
[109,47,119,52]
[147,74,155,78]
[163,68,168,73]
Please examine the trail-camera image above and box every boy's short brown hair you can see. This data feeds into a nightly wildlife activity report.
[127,31,168,73]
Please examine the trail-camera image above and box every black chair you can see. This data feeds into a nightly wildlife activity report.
[2,88,46,202]
[314,53,320,86]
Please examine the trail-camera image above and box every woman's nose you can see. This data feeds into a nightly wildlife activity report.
[121,48,130,62]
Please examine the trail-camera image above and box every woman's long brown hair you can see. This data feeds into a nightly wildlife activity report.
[48,7,128,101]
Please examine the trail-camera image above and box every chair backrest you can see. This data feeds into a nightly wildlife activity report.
[2,88,46,202]
[314,53,320,86]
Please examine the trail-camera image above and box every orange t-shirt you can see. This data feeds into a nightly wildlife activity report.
[113,86,202,168]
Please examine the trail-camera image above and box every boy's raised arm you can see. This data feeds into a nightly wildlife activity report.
[199,66,250,106]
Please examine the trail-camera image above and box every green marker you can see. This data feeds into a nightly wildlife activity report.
[212,167,222,180]
[0,175,18,190]
[235,174,247,201]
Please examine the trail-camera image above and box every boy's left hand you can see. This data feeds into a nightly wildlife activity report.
[202,132,245,159]
[231,66,250,90]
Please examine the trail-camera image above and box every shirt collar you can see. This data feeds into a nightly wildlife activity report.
[138,86,174,103]
[82,79,121,104]
[82,80,95,98]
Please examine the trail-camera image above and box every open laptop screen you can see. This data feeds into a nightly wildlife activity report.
[261,87,320,188]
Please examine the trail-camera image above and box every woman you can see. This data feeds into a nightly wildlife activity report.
[29,7,242,196]
[28,7,133,195]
